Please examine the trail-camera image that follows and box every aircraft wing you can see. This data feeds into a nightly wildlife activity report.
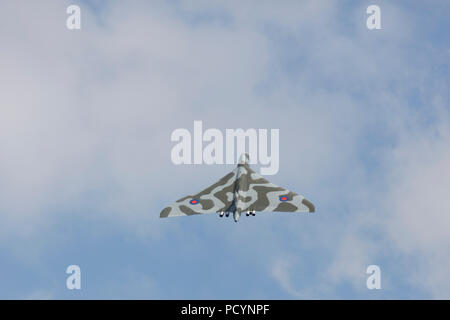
[237,165,315,213]
[160,168,238,218]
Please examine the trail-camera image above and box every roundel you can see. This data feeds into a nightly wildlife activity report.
[189,199,200,205]
[279,196,289,202]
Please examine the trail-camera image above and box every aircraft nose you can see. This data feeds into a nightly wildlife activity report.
[238,153,249,164]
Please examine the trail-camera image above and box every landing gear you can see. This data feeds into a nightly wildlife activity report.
[246,210,256,216]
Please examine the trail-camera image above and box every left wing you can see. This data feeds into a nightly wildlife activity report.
[160,168,238,218]
[236,164,315,213]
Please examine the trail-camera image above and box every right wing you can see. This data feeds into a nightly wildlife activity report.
[160,168,238,218]
[236,164,315,213]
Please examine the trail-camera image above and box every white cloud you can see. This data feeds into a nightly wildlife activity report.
[271,258,303,298]
[383,125,450,298]
[0,0,449,299]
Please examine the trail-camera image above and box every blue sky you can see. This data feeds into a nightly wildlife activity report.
[0,0,449,299]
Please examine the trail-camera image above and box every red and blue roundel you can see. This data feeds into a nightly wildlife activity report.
[189,199,200,205]
[279,196,289,202]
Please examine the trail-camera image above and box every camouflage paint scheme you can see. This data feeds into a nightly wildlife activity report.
[160,154,315,222]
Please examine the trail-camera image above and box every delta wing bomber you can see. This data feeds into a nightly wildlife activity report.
[160,154,315,222]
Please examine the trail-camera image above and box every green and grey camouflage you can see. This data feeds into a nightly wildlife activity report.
[160,154,315,222]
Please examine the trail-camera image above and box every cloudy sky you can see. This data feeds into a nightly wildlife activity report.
[0,0,449,299]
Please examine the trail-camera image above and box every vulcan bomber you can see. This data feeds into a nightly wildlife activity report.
[160,154,315,222]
